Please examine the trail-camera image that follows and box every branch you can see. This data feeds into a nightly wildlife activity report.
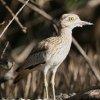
[18,0,100,82]
[0,0,29,39]
[18,0,53,21]
[66,86,100,100]
[55,87,100,100]
[1,0,27,33]
[1,41,9,58]
[0,41,13,70]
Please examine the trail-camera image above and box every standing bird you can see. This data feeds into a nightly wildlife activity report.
[14,14,93,100]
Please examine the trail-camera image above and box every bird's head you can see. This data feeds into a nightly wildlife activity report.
[60,14,93,29]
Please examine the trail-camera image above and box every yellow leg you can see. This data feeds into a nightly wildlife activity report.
[51,66,58,100]
[51,73,56,100]
[44,73,49,99]
[44,67,50,100]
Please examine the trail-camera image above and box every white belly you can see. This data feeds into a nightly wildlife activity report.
[47,43,71,67]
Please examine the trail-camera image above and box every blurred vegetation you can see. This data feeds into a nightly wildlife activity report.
[0,0,100,99]
[65,0,87,10]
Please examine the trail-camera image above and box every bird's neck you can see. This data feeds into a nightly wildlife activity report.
[59,27,72,38]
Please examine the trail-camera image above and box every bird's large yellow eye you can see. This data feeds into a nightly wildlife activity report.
[68,17,74,21]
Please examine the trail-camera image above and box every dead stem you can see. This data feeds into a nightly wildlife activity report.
[1,0,27,33]
[0,0,29,39]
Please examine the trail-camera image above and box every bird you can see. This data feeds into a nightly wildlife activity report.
[14,14,93,100]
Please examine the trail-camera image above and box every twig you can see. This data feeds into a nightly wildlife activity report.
[0,0,29,39]
[1,41,9,59]
[18,0,100,81]
[66,86,100,100]
[1,0,27,33]
[18,0,52,21]
[0,41,12,70]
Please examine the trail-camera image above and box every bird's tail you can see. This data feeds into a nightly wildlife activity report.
[14,64,45,84]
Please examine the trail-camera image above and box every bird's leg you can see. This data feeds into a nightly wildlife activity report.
[44,68,49,99]
[51,66,58,100]
[51,73,56,100]
[44,74,49,99]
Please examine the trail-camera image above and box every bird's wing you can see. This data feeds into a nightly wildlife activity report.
[14,41,48,83]
[16,41,48,72]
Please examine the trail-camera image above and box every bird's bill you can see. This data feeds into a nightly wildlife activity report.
[80,21,93,26]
